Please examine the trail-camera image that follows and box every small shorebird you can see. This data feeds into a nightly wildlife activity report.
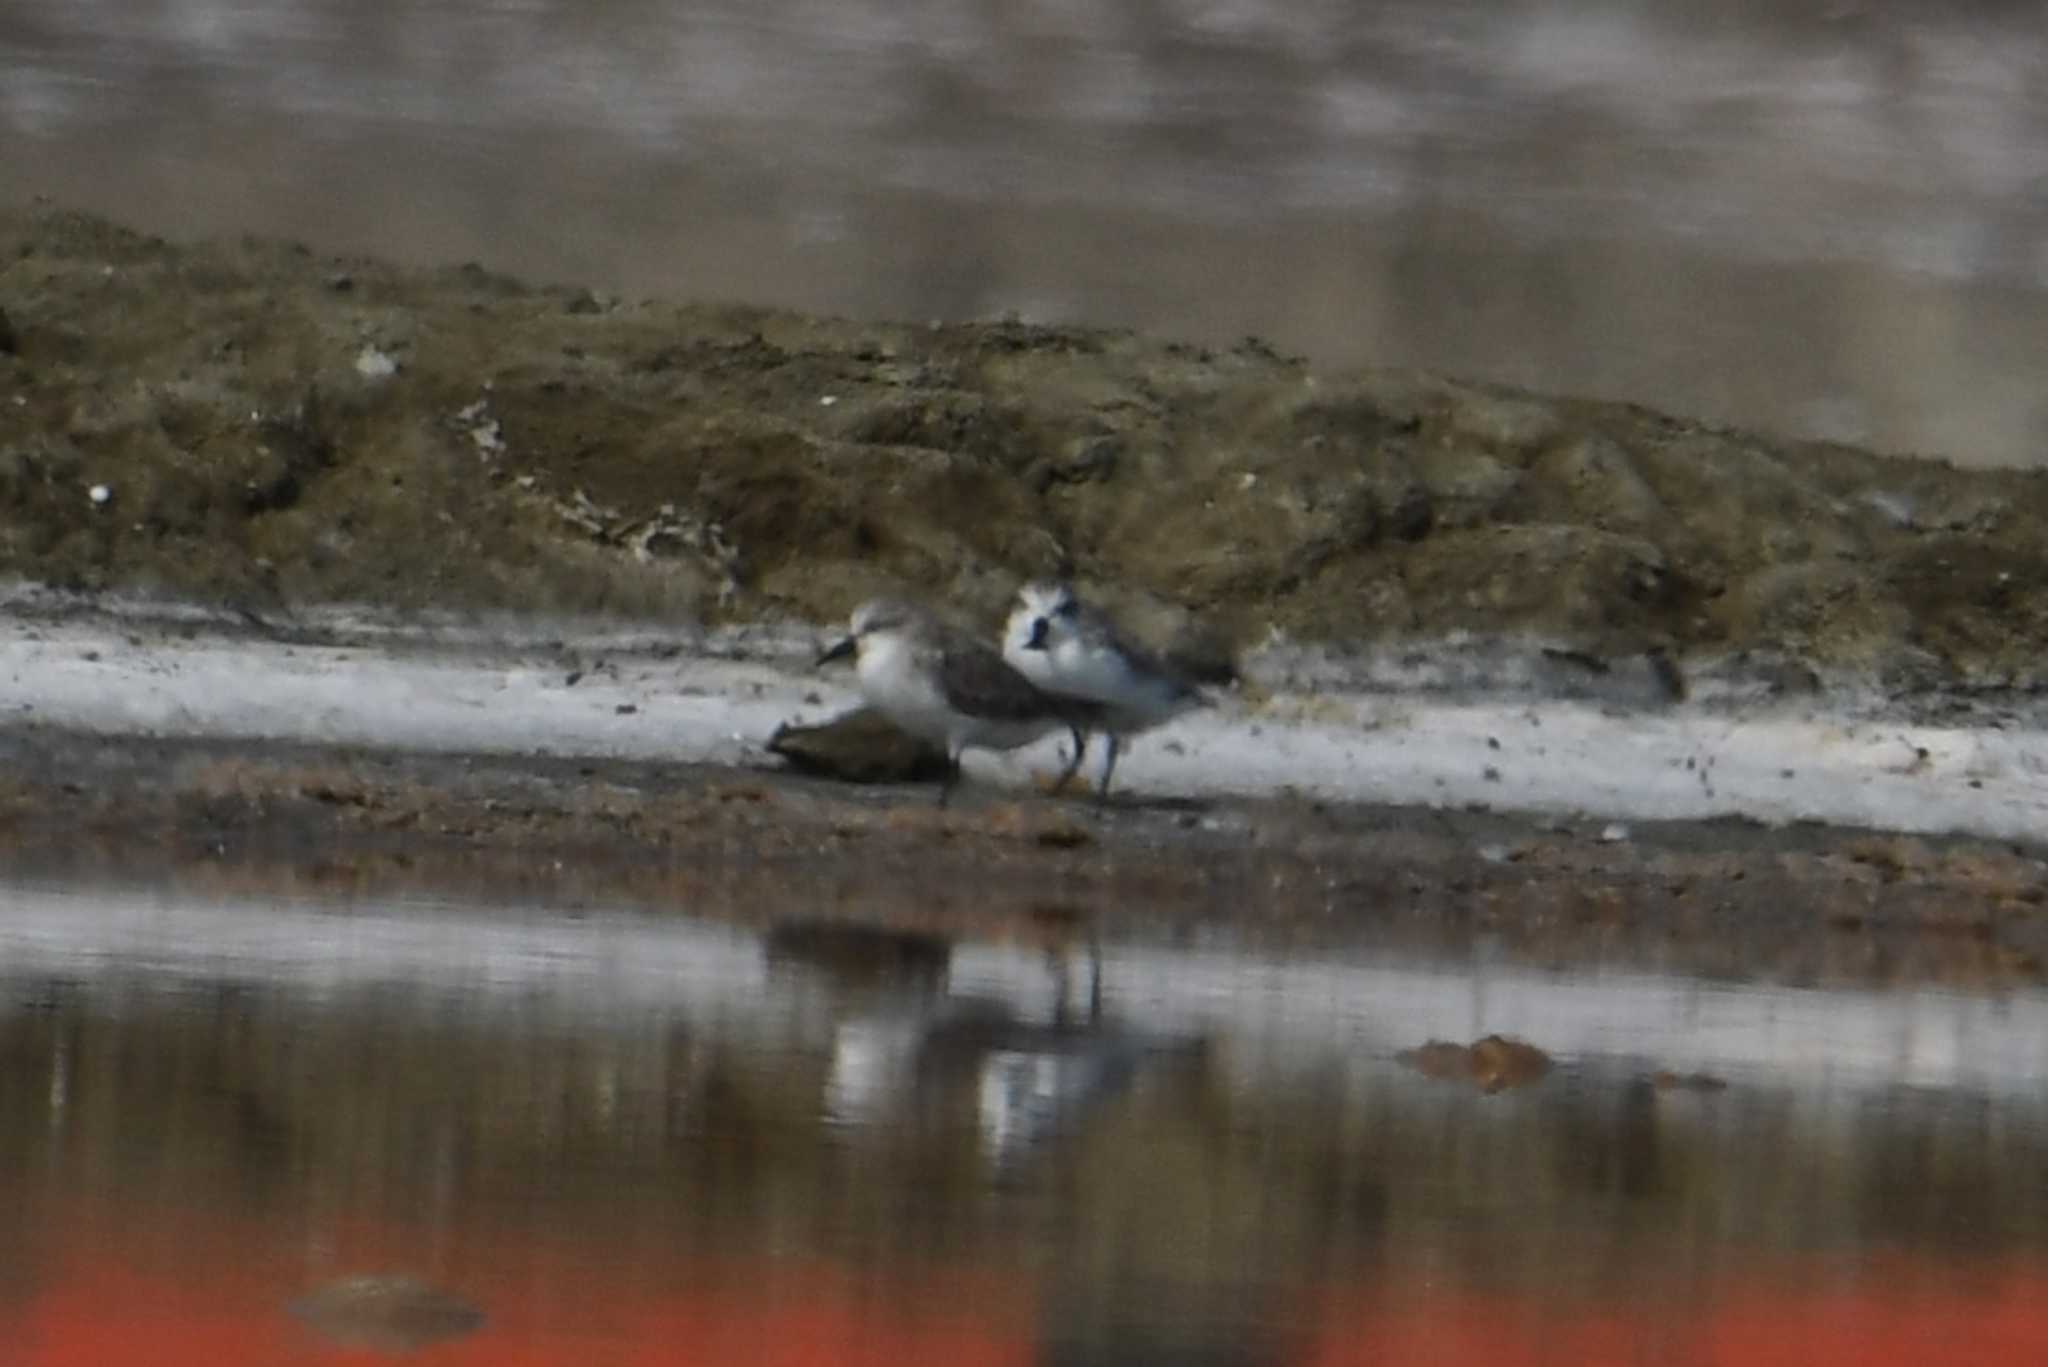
[1002,581,1206,799]
[818,596,1092,805]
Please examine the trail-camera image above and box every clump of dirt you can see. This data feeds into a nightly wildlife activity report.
[7,203,2048,691]
[1399,1035,1555,1093]
[6,725,2048,989]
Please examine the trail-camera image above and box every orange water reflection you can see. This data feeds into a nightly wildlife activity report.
[17,1209,1033,1366]
[11,889,2048,1365]
[14,1205,2048,1365]
[1308,1261,2048,1367]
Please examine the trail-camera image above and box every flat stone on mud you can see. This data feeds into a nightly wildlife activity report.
[767,707,953,783]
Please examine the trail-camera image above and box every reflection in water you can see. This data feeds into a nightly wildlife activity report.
[3,882,2048,1361]
[4,1,2047,464]
[287,1274,486,1353]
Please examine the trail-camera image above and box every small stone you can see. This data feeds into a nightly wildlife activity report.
[1861,489,1917,528]
[354,345,398,380]
[1652,1070,1729,1093]
[768,707,952,783]
[1400,1035,1552,1093]
[87,483,111,507]
[1599,822,1630,843]
[289,1275,484,1353]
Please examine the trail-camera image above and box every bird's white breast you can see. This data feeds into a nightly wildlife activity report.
[856,631,955,745]
[1042,626,1194,732]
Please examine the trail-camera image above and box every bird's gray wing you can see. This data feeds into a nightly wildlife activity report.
[1077,607,1204,704]
[935,635,1101,726]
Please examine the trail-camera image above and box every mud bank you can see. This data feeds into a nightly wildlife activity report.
[1,592,2046,997]
[6,204,2048,699]
[5,205,2048,947]
[2,714,2045,993]
[4,596,2048,842]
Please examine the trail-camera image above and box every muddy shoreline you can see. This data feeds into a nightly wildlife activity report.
[5,204,2048,976]
[4,722,2043,991]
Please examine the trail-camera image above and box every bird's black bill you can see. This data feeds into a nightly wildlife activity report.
[1024,617,1050,650]
[816,636,857,667]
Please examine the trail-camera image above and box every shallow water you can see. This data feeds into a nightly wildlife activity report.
[5,878,2048,1363]
[4,0,2046,465]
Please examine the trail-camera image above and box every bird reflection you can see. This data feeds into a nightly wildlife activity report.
[764,915,1204,1166]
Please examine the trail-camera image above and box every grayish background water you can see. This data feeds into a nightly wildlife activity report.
[4,0,2044,464]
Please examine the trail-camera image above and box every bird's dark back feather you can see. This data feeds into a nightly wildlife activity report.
[936,633,1105,727]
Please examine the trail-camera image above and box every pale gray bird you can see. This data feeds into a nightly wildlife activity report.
[1002,581,1206,799]
[819,596,1095,804]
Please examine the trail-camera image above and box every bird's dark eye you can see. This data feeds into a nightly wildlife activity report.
[1055,598,1079,618]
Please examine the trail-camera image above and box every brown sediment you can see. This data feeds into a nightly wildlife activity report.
[3,725,2045,991]
[1399,1036,1555,1093]
[8,204,2048,986]
[5,204,2048,697]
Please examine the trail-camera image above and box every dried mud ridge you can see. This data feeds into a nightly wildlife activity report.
[5,203,2048,699]
[4,726,2046,992]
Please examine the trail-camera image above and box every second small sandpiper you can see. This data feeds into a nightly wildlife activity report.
[1003,581,1207,799]
[818,596,1097,805]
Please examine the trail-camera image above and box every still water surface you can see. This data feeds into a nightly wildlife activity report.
[4,879,2048,1363]
[4,0,2047,464]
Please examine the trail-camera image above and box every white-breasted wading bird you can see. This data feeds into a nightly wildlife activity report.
[819,596,1098,805]
[1002,581,1206,799]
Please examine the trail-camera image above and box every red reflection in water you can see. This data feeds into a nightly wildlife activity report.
[1305,1260,2048,1367]
[10,1208,1034,1366]
[12,1205,2048,1365]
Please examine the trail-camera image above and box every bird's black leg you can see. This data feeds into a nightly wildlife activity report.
[1053,724,1088,793]
[1095,733,1122,803]
[937,747,964,808]
[1088,932,1104,1020]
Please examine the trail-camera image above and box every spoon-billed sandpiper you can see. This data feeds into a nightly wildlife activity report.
[1002,581,1205,799]
[819,596,1096,804]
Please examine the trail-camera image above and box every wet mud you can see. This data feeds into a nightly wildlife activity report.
[4,724,2045,992]
[5,204,2048,979]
